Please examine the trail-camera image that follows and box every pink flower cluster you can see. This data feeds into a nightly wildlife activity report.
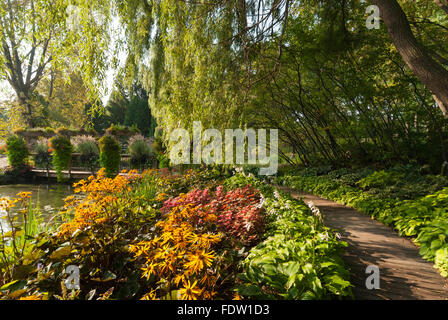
[161,188,212,213]
[213,186,265,245]
[161,185,265,245]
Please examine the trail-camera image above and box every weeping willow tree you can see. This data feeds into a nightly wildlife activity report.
[102,0,291,151]
[46,0,448,169]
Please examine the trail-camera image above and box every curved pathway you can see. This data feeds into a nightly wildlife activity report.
[280,187,448,300]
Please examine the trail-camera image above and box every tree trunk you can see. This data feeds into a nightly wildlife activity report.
[18,96,36,128]
[371,0,448,117]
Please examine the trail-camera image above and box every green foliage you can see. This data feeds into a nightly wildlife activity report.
[157,154,170,169]
[124,96,155,137]
[105,124,140,136]
[357,170,405,190]
[50,135,73,182]
[6,135,29,168]
[128,135,155,169]
[0,168,353,300]
[231,174,352,299]
[278,166,448,278]
[45,127,55,135]
[435,248,448,278]
[98,135,121,176]
[72,136,100,172]
[34,140,52,169]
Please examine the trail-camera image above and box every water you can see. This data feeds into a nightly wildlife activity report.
[0,184,74,233]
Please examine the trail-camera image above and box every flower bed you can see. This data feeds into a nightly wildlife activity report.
[0,168,352,300]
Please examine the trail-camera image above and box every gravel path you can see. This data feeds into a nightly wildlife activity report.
[280,187,448,300]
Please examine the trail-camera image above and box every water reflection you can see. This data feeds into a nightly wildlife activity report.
[0,184,74,232]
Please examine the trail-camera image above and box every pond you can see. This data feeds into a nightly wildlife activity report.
[0,184,75,233]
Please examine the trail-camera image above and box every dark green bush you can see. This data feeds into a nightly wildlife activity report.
[34,140,52,169]
[72,136,100,172]
[50,135,73,182]
[157,153,170,169]
[6,135,29,168]
[99,135,121,176]
[357,170,404,190]
[128,135,155,169]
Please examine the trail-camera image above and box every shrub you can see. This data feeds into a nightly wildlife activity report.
[50,135,73,182]
[157,154,170,169]
[44,127,55,134]
[357,170,404,190]
[99,135,121,177]
[435,247,448,278]
[72,135,99,172]
[6,135,29,168]
[128,135,155,169]
[106,124,140,137]
[34,139,52,169]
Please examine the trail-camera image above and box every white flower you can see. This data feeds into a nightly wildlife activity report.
[274,190,280,199]
[256,196,265,208]
[307,201,322,221]
[319,232,329,241]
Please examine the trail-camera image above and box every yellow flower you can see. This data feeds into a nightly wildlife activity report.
[19,294,42,300]
[184,250,216,274]
[17,191,32,199]
[202,290,218,299]
[179,280,201,300]
[141,289,158,300]
[142,262,158,280]
[189,233,222,248]
[95,217,108,224]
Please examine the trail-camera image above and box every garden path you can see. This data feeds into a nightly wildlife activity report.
[280,187,448,300]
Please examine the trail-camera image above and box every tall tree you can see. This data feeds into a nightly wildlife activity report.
[372,0,448,116]
[0,0,110,127]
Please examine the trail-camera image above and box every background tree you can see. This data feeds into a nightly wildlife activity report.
[37,71,90,128]
[89,79,156,136]
[0,0,110,128]
[124,85,156,137]
[371,0,448,117]
[49,1,448,170]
